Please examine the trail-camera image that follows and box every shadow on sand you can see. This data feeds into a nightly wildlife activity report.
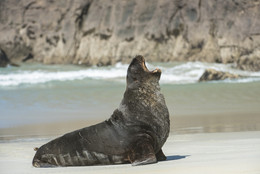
[166,155,189,161]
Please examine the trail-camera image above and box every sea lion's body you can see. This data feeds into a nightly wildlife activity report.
[32,55,170,167]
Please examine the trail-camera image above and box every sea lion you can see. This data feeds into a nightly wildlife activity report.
[32,55,170,167]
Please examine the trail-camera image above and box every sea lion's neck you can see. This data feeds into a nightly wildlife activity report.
[117,83,169,145]
[118,83,163,120]
[124,84,160,104]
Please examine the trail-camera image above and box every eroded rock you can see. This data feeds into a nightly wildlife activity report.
[199,69,240,82]
[0,48,19,67]
[236,54,260,72]
[0,48,10,67]
[0,0,259,66]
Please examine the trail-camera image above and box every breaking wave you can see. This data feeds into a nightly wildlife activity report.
[0,62,260,87]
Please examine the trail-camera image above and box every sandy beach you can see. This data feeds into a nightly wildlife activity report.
[0,131,259,174]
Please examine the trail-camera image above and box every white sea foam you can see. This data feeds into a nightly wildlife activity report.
[0,62,260,87]
[0,63,127,87]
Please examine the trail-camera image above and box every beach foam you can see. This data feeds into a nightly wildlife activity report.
[0,66,126,87]
[0,62,260,87]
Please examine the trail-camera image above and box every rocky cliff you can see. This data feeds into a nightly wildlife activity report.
[0,0,259,69]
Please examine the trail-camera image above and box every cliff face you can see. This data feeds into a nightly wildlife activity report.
[0,0,260,69]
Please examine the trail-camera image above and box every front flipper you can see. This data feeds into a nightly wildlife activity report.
[129,142,157,166]
[156,149,167,161]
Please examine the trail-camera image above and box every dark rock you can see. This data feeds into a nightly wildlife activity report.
[22,53,34,62]
[0,48,10,67]
[199,69,240,82]
[0,48,19,67]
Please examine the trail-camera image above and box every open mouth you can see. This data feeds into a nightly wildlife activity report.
[136,56,161,74]
[151,68,161,74]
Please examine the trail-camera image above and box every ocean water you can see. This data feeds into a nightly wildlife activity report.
[1,62,260,87]
[0,62,260,135]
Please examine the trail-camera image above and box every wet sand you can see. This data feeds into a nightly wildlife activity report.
[0,131,259,174]
[1,112,260,140]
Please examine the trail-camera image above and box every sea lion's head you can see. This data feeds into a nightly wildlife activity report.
[127,55,161,89]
